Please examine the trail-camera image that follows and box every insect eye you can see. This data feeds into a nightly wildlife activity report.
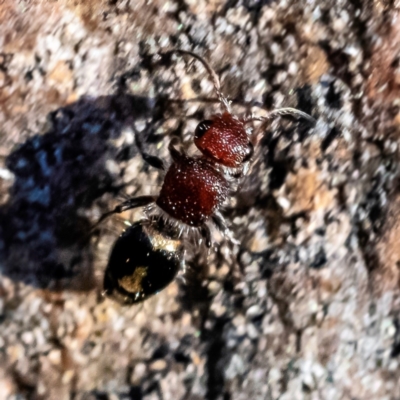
[103,219,183,305]
[194,120,213,139]
[242,142,254,162]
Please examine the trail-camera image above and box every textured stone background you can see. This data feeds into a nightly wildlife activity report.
[1,1,400,399]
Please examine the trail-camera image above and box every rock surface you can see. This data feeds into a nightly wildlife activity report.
[1,1,400,399]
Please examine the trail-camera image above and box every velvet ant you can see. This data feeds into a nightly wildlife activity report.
[101,50,315,304]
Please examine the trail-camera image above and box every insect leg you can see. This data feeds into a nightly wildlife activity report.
[133,125,165,171]
[200,224,212,248]
[96,195,157,226]
[212,211,240,246]
[168,137,185,162]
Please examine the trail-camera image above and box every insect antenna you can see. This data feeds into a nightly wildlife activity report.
[165,49,231,113]
[245,107,316,125]
[245,107,315,144]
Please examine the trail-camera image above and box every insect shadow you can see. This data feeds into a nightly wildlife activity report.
[0,93,159,291]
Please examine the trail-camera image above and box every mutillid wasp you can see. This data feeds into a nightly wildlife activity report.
[100,50,315,305]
